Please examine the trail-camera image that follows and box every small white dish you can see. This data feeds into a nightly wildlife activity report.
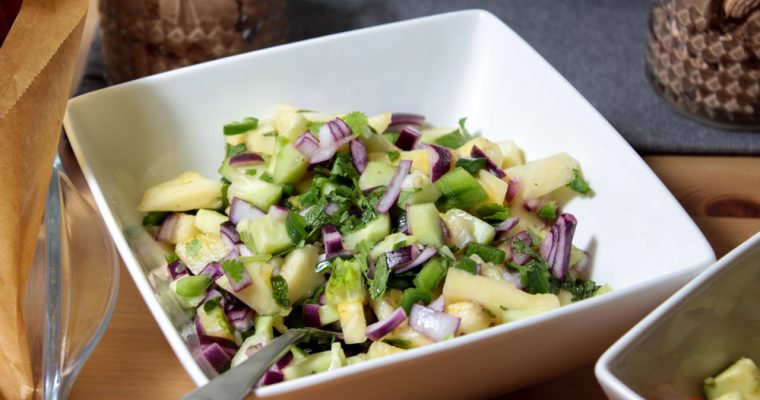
[596,232,760,400]
[64,9,715,399]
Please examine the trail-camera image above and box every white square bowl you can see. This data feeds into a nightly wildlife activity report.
[596,232,760,400]
[64,10,715,400]
[596,232,760,399]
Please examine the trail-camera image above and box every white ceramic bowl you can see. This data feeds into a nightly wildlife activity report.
[64,10,715,399]
[596,232,760,400]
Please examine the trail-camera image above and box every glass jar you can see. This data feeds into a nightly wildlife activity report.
[646,0,760,129]
[99,0,288,84]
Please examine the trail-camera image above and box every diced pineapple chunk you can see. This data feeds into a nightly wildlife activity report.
[477,170,508,205]
[175,232,232,274]
[164,213,199,244]
[216,261,284,315]
[367,341,405,359]
[497,140,525,168]
[279,245,324,303]
[274,104,309,142]
[504,152,580,199]
[510,202,545,233]
[445,301,493,335]
[400,150,430,175]
[193,209,228,234]
[367,112,392,134]
[138,171,222,212]
[337,301,367,344]
[384,323,434,348]
[245,119,277,155]
[458,138,504,167]
[443,268,560,320]
[443,209,495,248]
[479,262,507,281]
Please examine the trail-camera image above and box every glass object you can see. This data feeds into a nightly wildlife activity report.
[23,157,120,400]
[98,0,288,84]
[646,0,760,129]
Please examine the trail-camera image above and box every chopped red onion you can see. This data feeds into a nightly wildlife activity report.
[350,139,369,173]
[375,160,412,213]
[471,145,506,178]
[220,221,240,244]
[409,304,460,342]
[237,243,253,257]
[388,113,425,131]
[366,307,407,340]
[523,199,540,212]
[494,217,520,234]
[322,225,343,256]
[333,117,352,136]
[325,202,340,216]
[395,126,421,150]
[386,245,419,270]
[200,262,224,280]
[428,295,445,312]
[167,259,188,280]
[229,197,265,225]
[294,132,320,157]
[155,213,179,242]
[539,214,577,280]
[198,342,232,372]
[394,246,438,274]
[439,217,450,240]
[226,306,254,331]
[275,352,294,370]
[268,205,289,220]
[510,232,533,265]
[506,177,521,203]
[229,152,265,167]
[425,144,453,182]
[503,270,524,290]
[318,292,326,305]
[303,304,322,328]
[223,263,252,292]
[259,369,284,386]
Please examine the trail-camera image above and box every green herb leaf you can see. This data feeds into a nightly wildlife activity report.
[226,143,247,158]
[185,239,201,258]
[224,117,258,136]
[142,211,168,227]
[221,259,247,283]
[476,204,511,222]
[286,211,307,246]
[560,279,601,301]
[271,275,290,307]
[260,172,274,183]
[203,297,220,313]
[220,178,231,210]
[433,129,467,149]
[382,338,411,349]
[464,242,506,264]
[331,153,359,180]
[458,117,472,139]
[388,151,400,162]
[369,256,390,300]
[341,111,368,136]
[245,169,258,176]
[567,169,593,195]
[455,157,486,175]
[537,201,558,220]
[453,257,479,274]
[165,253,180,264]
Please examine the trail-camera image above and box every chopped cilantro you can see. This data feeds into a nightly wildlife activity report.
[331,153,359,180]
[458,117,473,139]
[221,259,246,283]
[165,253,180,263]
[271,275,290,307]
[142,211,168,227]
[382,338,411,349]
[260,172,274,183]
[223,117,258,135]
[537,201,558,220]
[245,169,258,176]
[567,169,592,195]
[226,143,247,158]
[286,211,307,246]
[476,204,511,222]
[368,256,390,300]
[341,111,368,136]
[561,279,601,301]
[388,151,400,162]
[455,157,486,175]
[185,239,201,258]
[433,129,467,149]
[220,178,231,210]
[203,297,220,313]
[453,257,479,274]
[282,183,296,197]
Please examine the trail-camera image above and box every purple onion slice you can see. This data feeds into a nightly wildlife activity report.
[236,243,253,257]
[229,152,265,167]
[259,369,284,386]
[268,205,289,220]
[366,307,407,340]
[198,342,232,372]
[350,139,368,173]
[506,177,521,203]
[167,259,188,280]
[395,126,421,150]
[229,197,265,225]
[386,245,419,270]
[394,246,438,274]
[294,132,320,157]
[388,113,425,131]
[322,225,343,256]
[375,160,412,213]
[539,213,578,280]
[428,295,445,312]
[222,262,252,292]
[409,304,460,342]
[523,199,540,212]
[303,304,322,328]
[494,217,520,234]
[200,262,224,280]
[470,145,506,178]
[503,270,524,290]
[155,213,179,242]
[426,144,453,182]
[220,221,240,244]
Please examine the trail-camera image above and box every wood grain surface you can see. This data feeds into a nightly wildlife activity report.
[66,155,760,400]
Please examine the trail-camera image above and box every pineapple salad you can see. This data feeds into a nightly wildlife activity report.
[138,105,608,386]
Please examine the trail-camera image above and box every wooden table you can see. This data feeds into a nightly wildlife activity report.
[66,155,760,399]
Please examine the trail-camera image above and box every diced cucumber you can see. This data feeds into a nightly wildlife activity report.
[420,128,457,145]
[704,358,760,400]
[282,349,333,380]
[363,132,398,153]
[443,209,495,249]
[237,214,292,255]
[337,301,367,344]
[325,259,365,304]
[435,168,489,211]
[245,119,277,156]
[413,258,447,292]
[318,304,340,325]
[170,276,210,308]
[328,342,348,371]
[442,268,559,320]
[274,104,310,142]
[197,299,235,343]
[193,209,228,234]
[358,161,396,191]
[398,172,441,207]
[400,150,429,175]
[369,233,415,261]
[343,214,391,251]
[367,341,405,359]
[231,315,274,367]
[218,157,267,183]
[138,171,222,212]
[279,245,324,303]
[227,174,282,211]
[270,136,309,184]
[176,233,233,274]
[216,261,284,315]
[407,203,443,247]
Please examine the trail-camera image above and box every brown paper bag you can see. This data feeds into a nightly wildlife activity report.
[0,0,88,398]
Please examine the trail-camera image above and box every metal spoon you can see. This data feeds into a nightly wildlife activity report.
[180,328,338,400]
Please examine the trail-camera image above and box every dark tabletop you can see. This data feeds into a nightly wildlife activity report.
[78,0,760,154]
